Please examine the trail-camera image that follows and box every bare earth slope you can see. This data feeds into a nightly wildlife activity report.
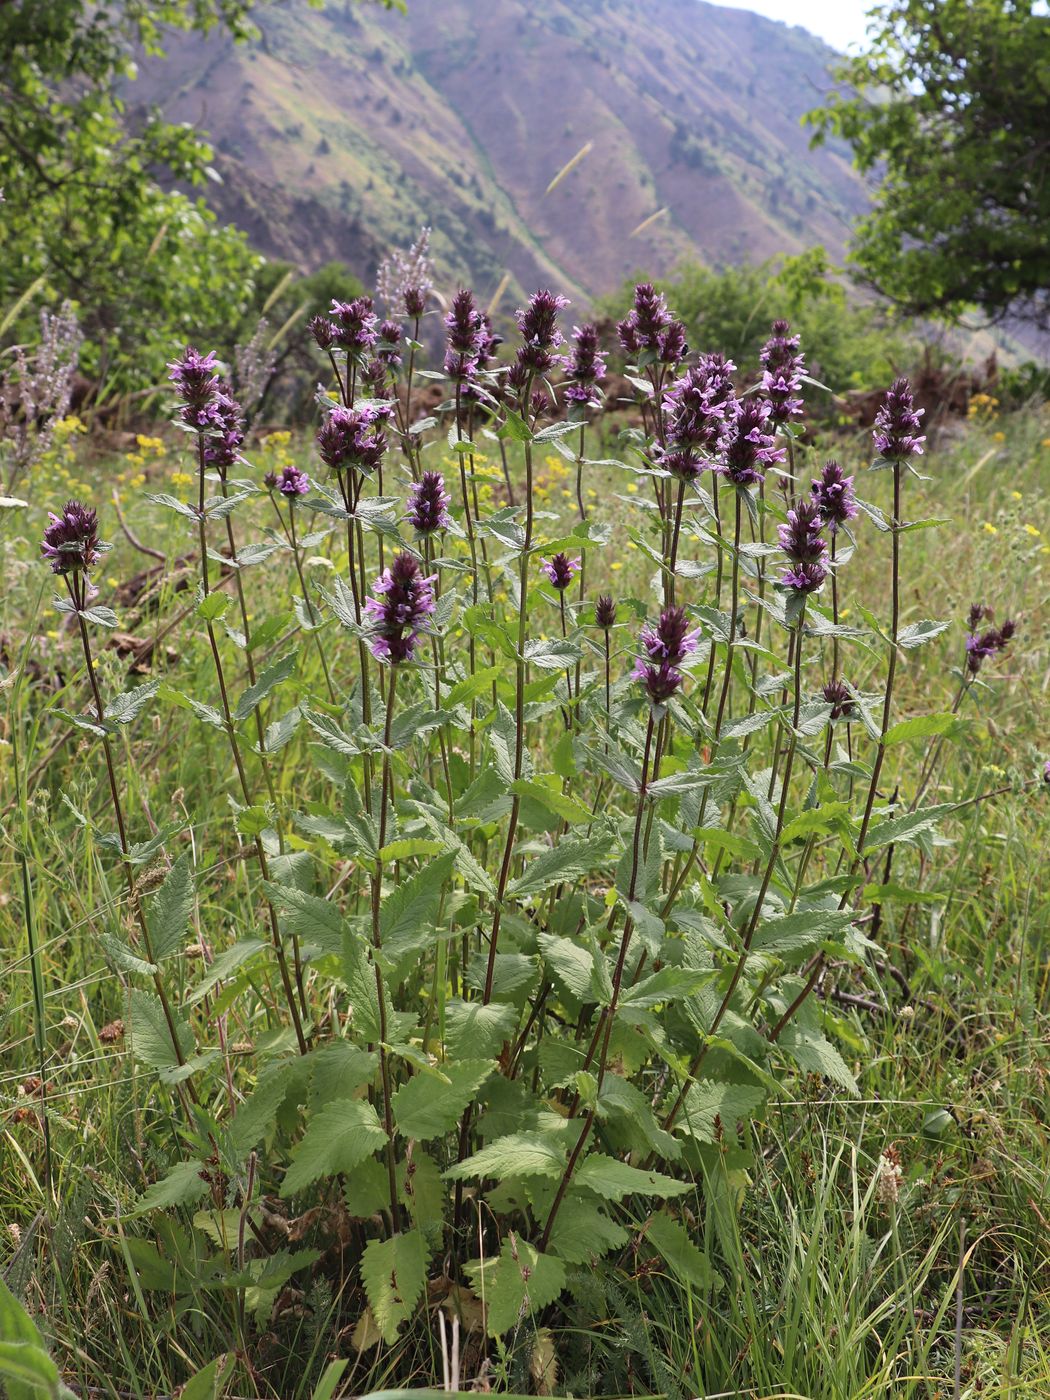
[134,0,867,302]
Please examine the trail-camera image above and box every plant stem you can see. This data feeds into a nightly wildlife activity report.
[539,710,656,1249]
[370,663,401,1232]
[196,439,308,1053]
[285,497,337,704]
[769,460,905,1042]
[664,601,807,1130]
[68,574,197,1104]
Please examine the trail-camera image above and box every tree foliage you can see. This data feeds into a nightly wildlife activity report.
[808,0,1050,328]
[0,1,269,392]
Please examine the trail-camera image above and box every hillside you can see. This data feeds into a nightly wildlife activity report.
[133,0,868,303]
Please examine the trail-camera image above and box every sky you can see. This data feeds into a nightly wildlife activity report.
[714,0,877,52]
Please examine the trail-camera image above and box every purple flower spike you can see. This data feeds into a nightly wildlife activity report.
[309,315,337,351]
[616,282,688,365]
[444,288,488,384]
[760,318,805,424]
[168,346,222,432]
[810,459,858,533]
[595,594,616,629]
[633,658,685,706]
[639,606,699,667]
[377,320,403,368]
[202,381,245,474]
[562,323,607,407]
[41,499,103,575]
[515,290,570,375]
[778,498,829,593]
[660,353,737,478]
[541,552,581,590]
[407,471,452,536]
[364,552,436,664]
[965,610,1017,675]
[316,403,392,475]
[266,464,310,498]
[874,377,926,460]
[822,679,856,719]
[721,397,785,488]
[1043,759,1050,785]
[329,296,378,356]
[632,607,699,705]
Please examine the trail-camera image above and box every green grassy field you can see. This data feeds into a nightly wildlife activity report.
[1,401,1048,1400]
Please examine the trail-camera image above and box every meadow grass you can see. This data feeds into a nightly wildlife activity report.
[1,400,1048,1400]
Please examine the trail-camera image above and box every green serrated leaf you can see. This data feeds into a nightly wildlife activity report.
[360,1230,428,1344]
[148,855,194,961]
[574,1155,691,1201]
[392,1060,495,1140]
[484,1237,566,1337]
[445,1133,566,1183]
[280,1100,387,1196]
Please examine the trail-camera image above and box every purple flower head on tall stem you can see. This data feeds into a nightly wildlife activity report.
[41,499,103,575]
[377,320,403,368]
[562,323,607,407]
[778,498,829,593]
[720,397,784,488]
[515,289,569,375]
[361,358,393,400]
[660,354,737,477]
[617,282,666,355]
[965,610,1017,674]
[874,377,926,460]
[822,679,856,719]
[967,602,994,631]
[540,552,581,590]
[168,346,221,431]
[364,551,436,663]
[638,606,700,667]
[633,656,685,705]
[309,315,337,352]
[595,594,617,629]
[265,464,310,498]
[329,297,378,356]
[657,317,688,366]
[202,381,245,474]
[407,470,452,536]
[810,459,858,533]
[1043,759,1050,785]
[760,318,805,424]
[316,403,392,475]
[376,225,433,320]
[444,288,488,383]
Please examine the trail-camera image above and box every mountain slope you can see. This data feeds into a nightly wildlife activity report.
[134,0,867,303]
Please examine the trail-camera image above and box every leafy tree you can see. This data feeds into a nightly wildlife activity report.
[0,1,399,394]
[0,2,268,392]
[807,0,1050,329]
